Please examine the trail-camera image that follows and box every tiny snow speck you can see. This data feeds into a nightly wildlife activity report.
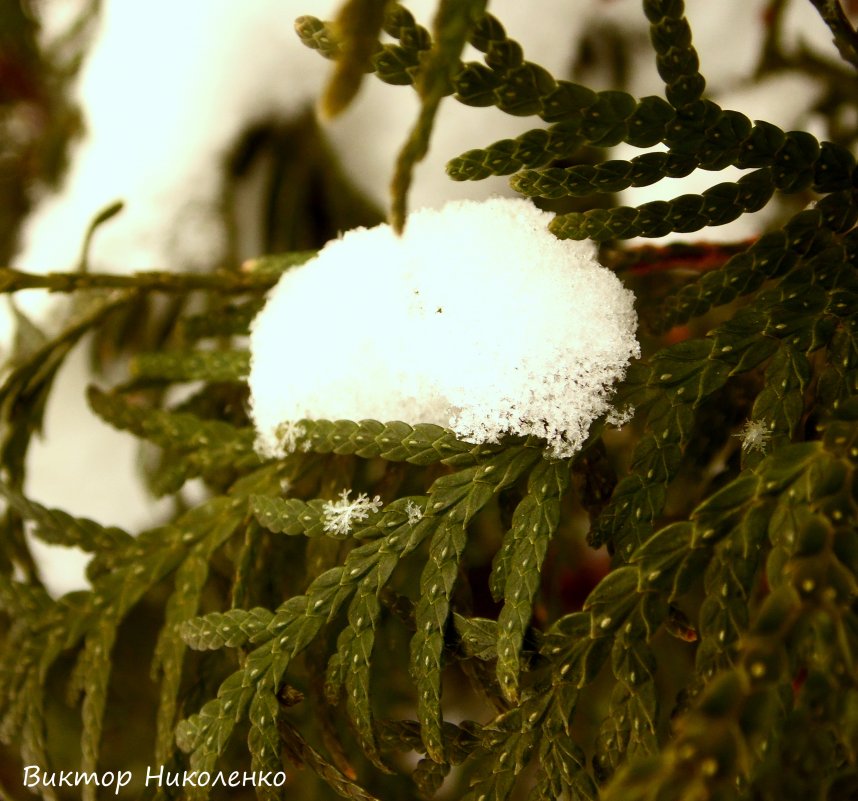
[734,419,772,453]
[249,197,639,458]
[405,500,423,525]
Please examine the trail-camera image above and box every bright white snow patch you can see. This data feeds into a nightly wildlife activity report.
[249,198,639,459]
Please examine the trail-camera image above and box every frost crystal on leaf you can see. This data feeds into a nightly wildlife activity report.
[322,490,383,537]
[268,420,306,457]
[405,500,423,525]
[249,197,640,459]
[734,419,772,453]
[606,404,635,428]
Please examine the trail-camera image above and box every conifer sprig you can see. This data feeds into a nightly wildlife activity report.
[299,1,857,249]
[600,405,858,800]
[176,442,545,796]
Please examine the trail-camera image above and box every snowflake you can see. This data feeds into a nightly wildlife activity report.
[322,489,383,537]
[274,420,306,454]
[606,403,635,428]
[733,419,771,454]
[405,500,423,525]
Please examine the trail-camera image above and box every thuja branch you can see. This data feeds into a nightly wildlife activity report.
[807,0,858,70]
[0,253,314,295]
[0,268,274,294]
[0,240,750,299]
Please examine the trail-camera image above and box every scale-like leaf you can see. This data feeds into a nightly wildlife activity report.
[411,446,541,761]
[644,0,706,109]
[320,0,388,117]
[131,350,249,383]
[463,728,541,801]
[152,511,242,763]
[251,495,330,537]
[181,607,275,651]
[296,418,483,465]
[510,150,696,198]
[494,459,569,701]
[655,192,856,331]
[177,508,437,786]
[453,615,499,661]
[0,483,131,552]
[594,682,659,780]
[332,592,388,769]
[87,387,259,491]
[279,716,381,801]
[247,690,283,801]
[449,124,586,181]
[391,0,487,230]
[181,299,264,339]
[550,168,775,240]
[410,518,468,763]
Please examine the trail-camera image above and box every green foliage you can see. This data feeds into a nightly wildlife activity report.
[2,1,858,800]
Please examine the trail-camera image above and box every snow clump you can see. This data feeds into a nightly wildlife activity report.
[249,197,640,459]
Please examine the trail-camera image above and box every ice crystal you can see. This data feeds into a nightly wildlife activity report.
[733,419,772,453]
[322,490,383,537]
[249,198,639,460]
[405,500,424,526]
[272,420,306,456]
